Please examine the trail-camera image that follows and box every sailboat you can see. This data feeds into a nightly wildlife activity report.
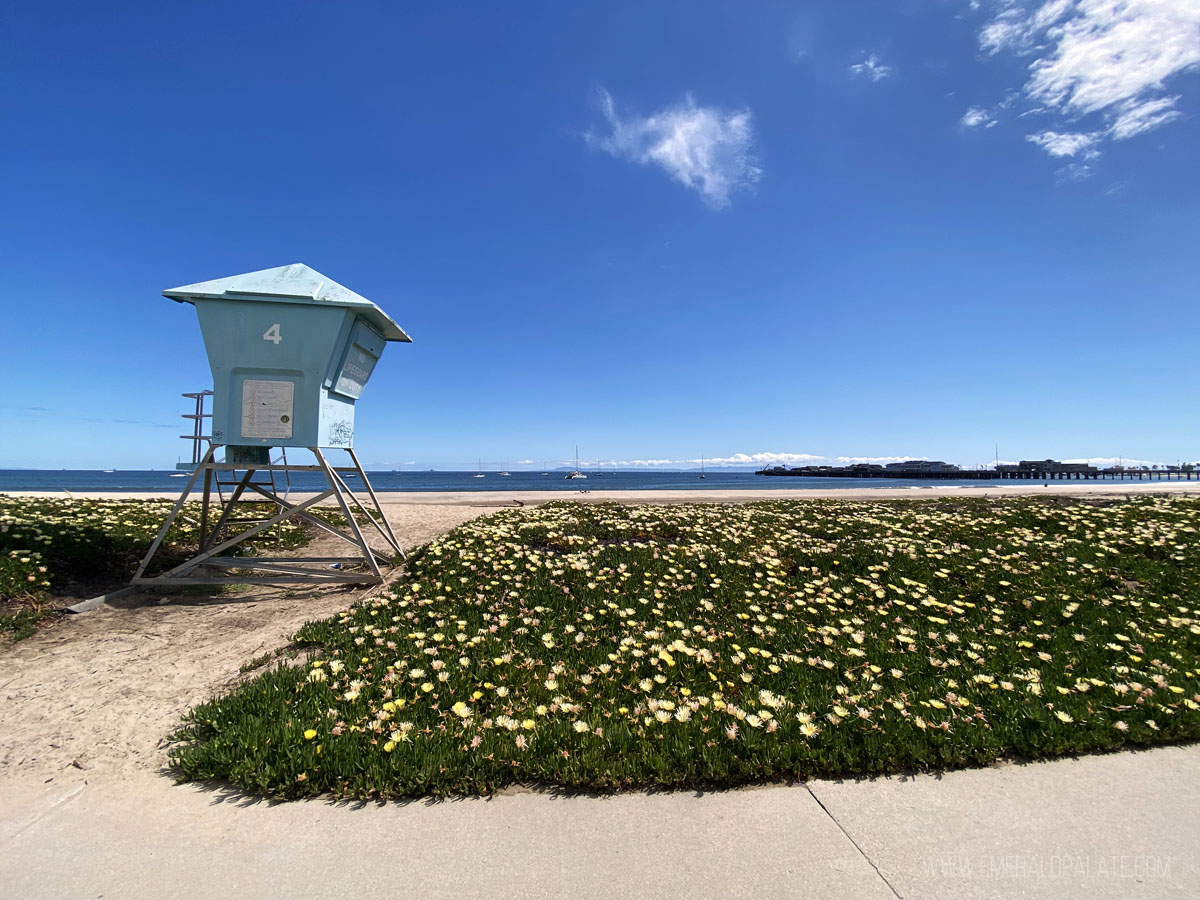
[474,458,485,478]
[699,454,706,480]
[499,461,511,476]
[565,446,587,479]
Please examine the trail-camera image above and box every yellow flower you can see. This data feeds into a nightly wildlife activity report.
[303,729,317,740]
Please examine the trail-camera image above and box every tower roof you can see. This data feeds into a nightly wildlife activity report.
[164,263,412,342]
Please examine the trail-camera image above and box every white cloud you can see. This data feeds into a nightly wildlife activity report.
[981,0,1075,54]
[850,53,893,81]
[599,459,677,468]
[962,106,997,127]
[587,88,762,209]
[589,452,822,468]
[836,455,927,465]
[1109,95,1183,138]
[700,452,823,466]
[1025,1,1200,121]
[1062,456,1159,466]
[974,1,1200,159]
[1025,128,1102,156]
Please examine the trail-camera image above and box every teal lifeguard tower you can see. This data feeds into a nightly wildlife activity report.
[164,263,410,453]
[132,264,411,590]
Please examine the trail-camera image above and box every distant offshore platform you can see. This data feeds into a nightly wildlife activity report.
[756,459,1198,481]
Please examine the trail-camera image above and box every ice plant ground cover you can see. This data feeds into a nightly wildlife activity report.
[170,497,1200,798]
[0,496,313,638]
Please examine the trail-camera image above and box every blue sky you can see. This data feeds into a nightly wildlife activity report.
[1,0,1197,470]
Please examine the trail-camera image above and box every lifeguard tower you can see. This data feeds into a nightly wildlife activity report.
[133,263,411,588]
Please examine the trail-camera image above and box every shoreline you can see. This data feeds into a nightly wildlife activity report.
[4,481,1197,505]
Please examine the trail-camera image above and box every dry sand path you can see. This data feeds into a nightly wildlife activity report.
[0,504,485,781]
[1,487,1198,898]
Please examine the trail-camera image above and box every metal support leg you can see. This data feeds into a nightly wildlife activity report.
[322,455,402,559]
[348,447,404,558]
[132,445,216,580]
[199,464,213,550]
[313,447,382,579]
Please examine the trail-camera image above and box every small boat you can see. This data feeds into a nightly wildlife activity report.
[474,458,485,478]
[565,446,587,479]
[699,454,706,480]
[103,469,115,474]
[499,460,511,476]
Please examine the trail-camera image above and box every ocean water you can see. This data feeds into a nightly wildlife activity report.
[0,469,1015,493]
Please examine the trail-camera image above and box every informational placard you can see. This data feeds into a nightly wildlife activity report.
[241,379,294,439]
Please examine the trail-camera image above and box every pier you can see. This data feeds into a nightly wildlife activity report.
[756,459,1198,481]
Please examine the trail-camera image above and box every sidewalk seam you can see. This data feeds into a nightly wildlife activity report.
[805,783,902,900]
[2,784,86,845]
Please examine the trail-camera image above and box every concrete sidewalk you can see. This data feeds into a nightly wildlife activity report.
[2,745,1196,899]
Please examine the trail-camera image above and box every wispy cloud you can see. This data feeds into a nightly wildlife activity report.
[586,88,762,209]
[850,53,893,82]
[698,452,822,466]
[575,452,823,469]
[1055,161,1094,183]
[1108,95,1184,139]
[973,0,1200,159]
[1025,129,1102,156]
[836,455,927,465]
[961,106,997,128]
[1062,456,1160,466]
[592,458,678,468]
